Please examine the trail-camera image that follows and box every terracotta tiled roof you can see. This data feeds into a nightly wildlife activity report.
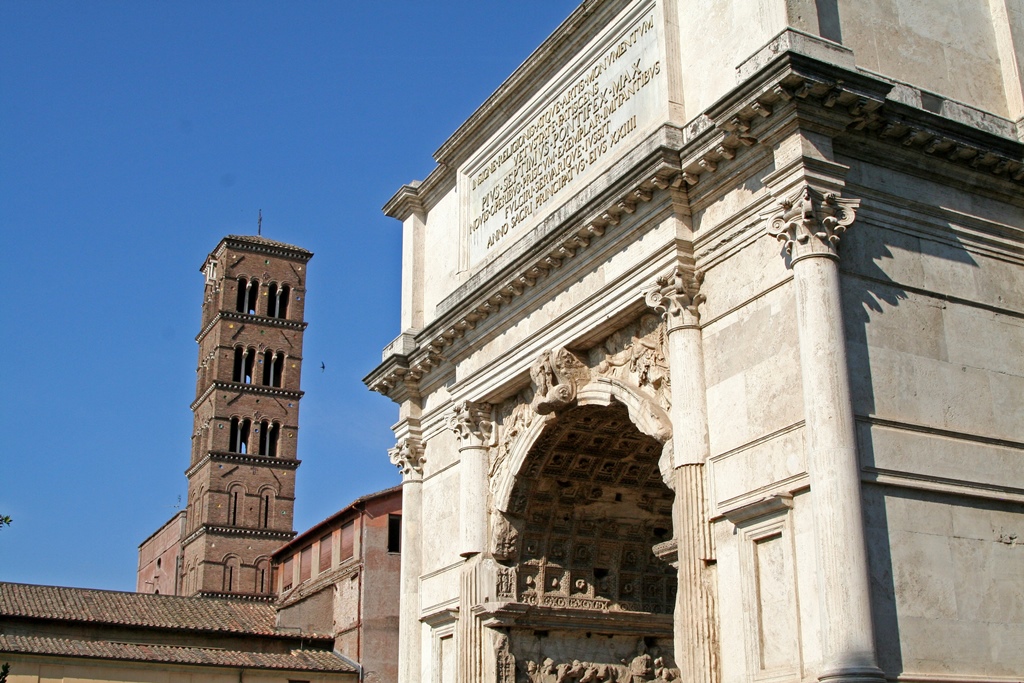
[0,582,320,638]
[0,634,355,673]
[225,234,311,255]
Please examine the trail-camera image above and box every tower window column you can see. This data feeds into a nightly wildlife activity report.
[229,417,251,454]
[261,350,284,387]
[235,277,260,315]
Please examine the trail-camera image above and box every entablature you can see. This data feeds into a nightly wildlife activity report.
[368,47,1023,405]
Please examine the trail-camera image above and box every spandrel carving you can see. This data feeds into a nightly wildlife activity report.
[593,315,670,410]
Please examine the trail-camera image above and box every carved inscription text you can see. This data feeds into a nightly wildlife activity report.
[467,12,662,265]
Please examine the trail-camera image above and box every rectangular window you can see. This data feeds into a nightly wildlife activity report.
[319,532,332,572]
[388,514,402,553]
[299,546,312,582]
[282,558,293,591]
[340,521,354,561]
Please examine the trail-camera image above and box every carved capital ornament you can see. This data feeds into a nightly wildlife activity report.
[448,401,495,449]
[766,185,859,263]
[388,438,425,478]
[645,265,705,331]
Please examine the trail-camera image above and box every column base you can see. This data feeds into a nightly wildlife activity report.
[818,666,886,683]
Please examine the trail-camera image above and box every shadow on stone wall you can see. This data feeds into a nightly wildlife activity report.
[842,221,978,675]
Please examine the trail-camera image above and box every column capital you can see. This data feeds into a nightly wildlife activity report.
[765,184,859,264]
[389,437,425,479]
[448,400,495,449]
[644,265,705,331]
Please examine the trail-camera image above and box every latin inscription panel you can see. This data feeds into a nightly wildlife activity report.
[463,2,665,267]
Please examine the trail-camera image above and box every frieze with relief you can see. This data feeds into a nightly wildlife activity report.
[590,314,670,410]
[498,635,679,683]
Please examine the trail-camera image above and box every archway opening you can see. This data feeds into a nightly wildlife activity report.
[497,402,677,676]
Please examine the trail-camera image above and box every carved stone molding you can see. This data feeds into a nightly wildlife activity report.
[765,184,859,263]
[366,166,680,400]
[644,265,705,331]
[529,347,591,415]
[388,437,425,478]
[448,400,496,449]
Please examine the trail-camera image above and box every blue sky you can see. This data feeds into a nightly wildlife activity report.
[0,1,577,590]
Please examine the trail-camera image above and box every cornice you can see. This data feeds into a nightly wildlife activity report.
[185,451,301,479]
[195,310,308,344]
[382,181,425,221]
[433,0,627,169]
[179,524,296,549]
[191,381,304,411]
[195,591,276,603]
[364,136,685,401]
[210,236,313,264]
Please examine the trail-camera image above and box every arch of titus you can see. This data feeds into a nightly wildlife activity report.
[365,1,1024,682]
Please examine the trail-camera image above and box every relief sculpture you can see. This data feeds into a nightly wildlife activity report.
[518,640,678,683]
[593,315,670,410]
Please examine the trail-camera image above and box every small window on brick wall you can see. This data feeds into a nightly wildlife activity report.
[260,491,273,528]
[319,533,332,572]
[340,521,354,561]
[233,347,256,384]
[261,350,284,387]
[282,557,293,592]
[388,514,401,553]
[299,545,312,582]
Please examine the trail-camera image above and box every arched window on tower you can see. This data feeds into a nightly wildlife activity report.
[235,278,260,314]
[229,417,251,454]
[259,489,275,528]
[261,350,283,387]
[255,557,271,594]
[233,347,256,384]
[268,283,279,317]
[266,283,290,319]
[255,421,279,457]
[227,485,244,526]
[223,556,239,592]
[279,285,290,318]
[235,277,248,312]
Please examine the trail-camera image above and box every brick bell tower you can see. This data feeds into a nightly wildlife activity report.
[179,235,312,598]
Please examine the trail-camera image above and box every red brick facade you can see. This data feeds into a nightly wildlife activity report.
[159,235,314,598]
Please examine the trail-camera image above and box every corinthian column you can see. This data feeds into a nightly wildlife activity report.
[645,265,719,683]
[389,437,426,683]
[447,400,495,683]
[765,184,883,683]
[448,400,495,558]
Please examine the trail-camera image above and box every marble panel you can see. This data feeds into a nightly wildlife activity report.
[709,428,805,513]
[857,422,1024,492]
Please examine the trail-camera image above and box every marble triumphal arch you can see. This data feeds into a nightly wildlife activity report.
[366,1,1024,682]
